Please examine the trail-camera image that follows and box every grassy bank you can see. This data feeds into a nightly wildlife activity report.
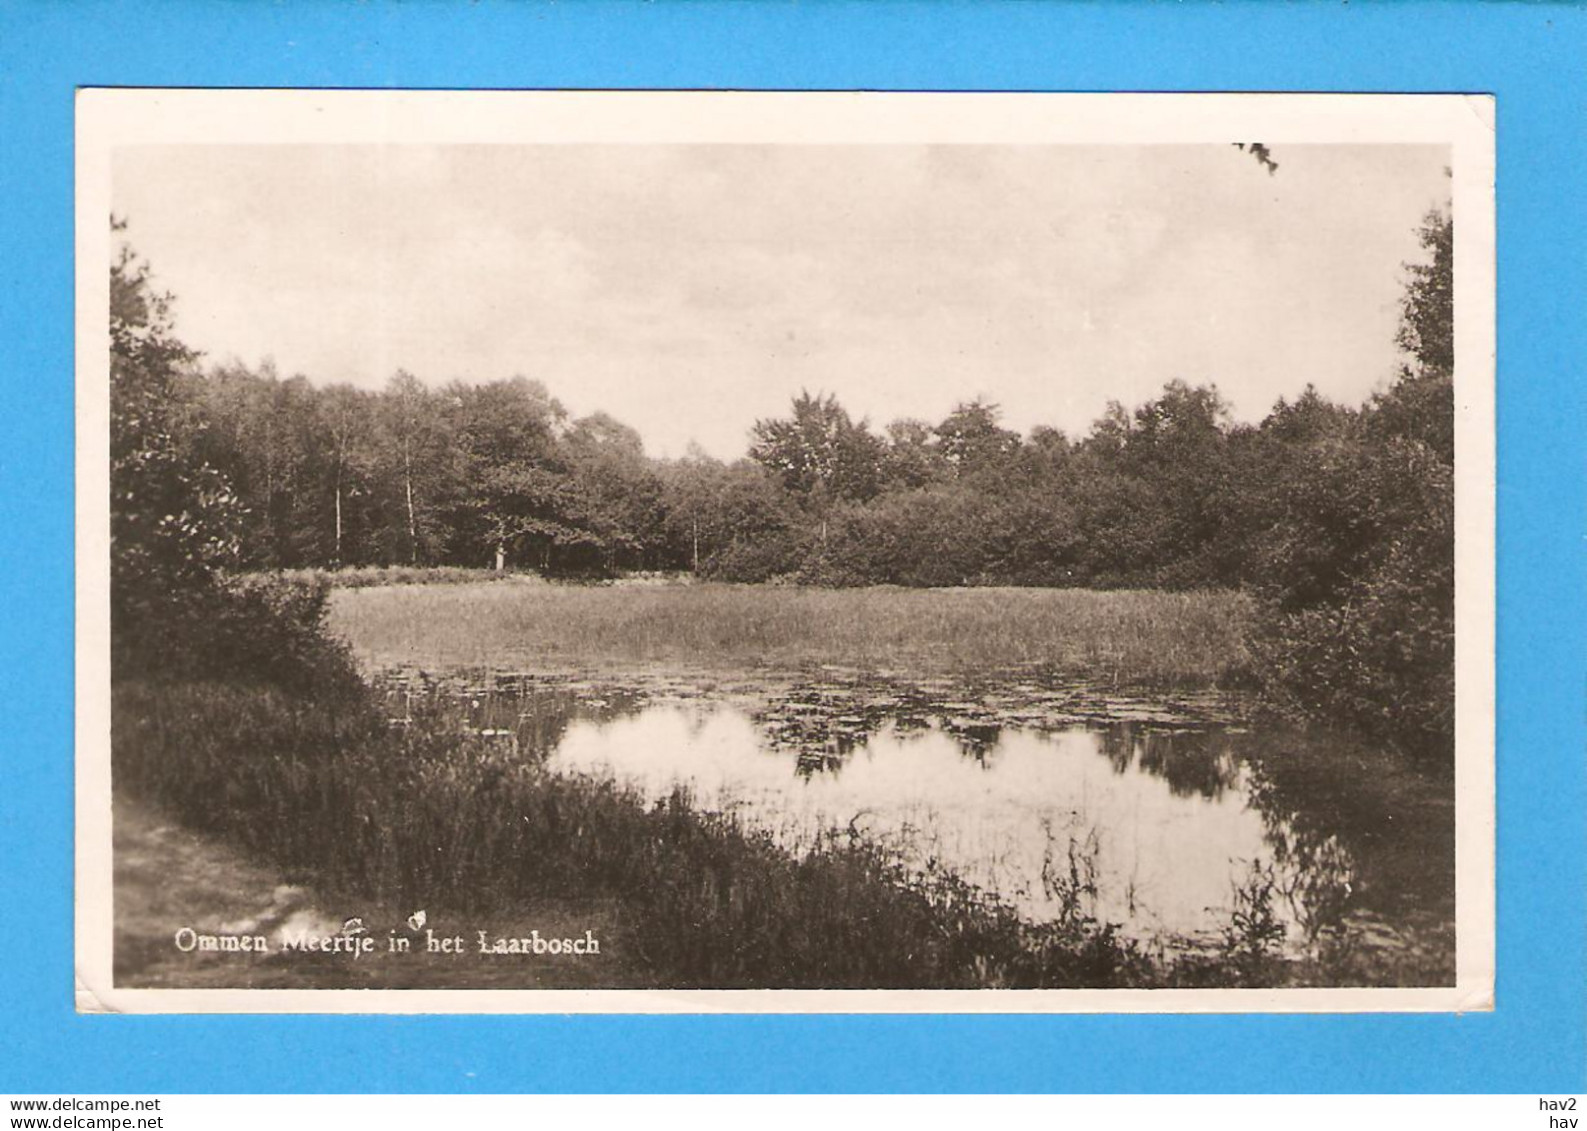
[329,581,1255,687]
[114,674,1161,989]
[112,793,642,990]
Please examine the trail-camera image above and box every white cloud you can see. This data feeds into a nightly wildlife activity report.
[113,143,1450,458]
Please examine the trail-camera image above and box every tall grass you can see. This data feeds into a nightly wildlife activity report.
[114,676,1155,989]
[330,581,1255,687]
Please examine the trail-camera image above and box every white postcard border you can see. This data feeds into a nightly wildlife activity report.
[75,89,1497,1015]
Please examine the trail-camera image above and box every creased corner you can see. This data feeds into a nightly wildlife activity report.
[1463,93,1497,133]
[1455,980,1495,1014]
[76,970,121,1015]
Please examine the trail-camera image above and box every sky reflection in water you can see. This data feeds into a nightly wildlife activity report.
[549,702,1285,948]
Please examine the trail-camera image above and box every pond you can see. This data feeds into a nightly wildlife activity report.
[375,666,1455,984]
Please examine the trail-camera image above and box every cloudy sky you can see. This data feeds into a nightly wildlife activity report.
[113,143,1450,459]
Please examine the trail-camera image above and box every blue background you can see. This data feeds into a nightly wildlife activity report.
[1,0,1582,1094]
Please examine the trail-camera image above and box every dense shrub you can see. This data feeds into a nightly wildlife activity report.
[114,573,363,699]
[700,528,806,584]
[798,490,996,587]
[1250,436,1454,756]
[268,565,507,589]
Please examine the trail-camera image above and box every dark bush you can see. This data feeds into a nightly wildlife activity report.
[700,529,806,584]
[1250,438,1454,757]
[114,573,364,699]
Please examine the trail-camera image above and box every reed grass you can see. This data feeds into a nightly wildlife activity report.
[329,581,1255,687]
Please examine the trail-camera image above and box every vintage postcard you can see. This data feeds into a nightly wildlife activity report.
[75,90,1495,1013]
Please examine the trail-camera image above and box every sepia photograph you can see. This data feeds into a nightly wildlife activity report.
[75,91,1494,1013]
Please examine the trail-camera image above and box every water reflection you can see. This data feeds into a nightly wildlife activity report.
[552,703,1282,945]
[377,669,1454,975]
[1121,727,1243,800]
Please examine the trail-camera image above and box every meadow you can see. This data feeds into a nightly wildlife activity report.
[328,579,1256,688]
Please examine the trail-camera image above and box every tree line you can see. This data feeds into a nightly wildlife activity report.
[111,208,1453,757]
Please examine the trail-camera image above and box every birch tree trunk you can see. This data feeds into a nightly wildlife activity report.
[403,436,417,565]
[334,468,343,564]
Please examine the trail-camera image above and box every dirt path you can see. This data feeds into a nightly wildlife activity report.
[113,795,651,990]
